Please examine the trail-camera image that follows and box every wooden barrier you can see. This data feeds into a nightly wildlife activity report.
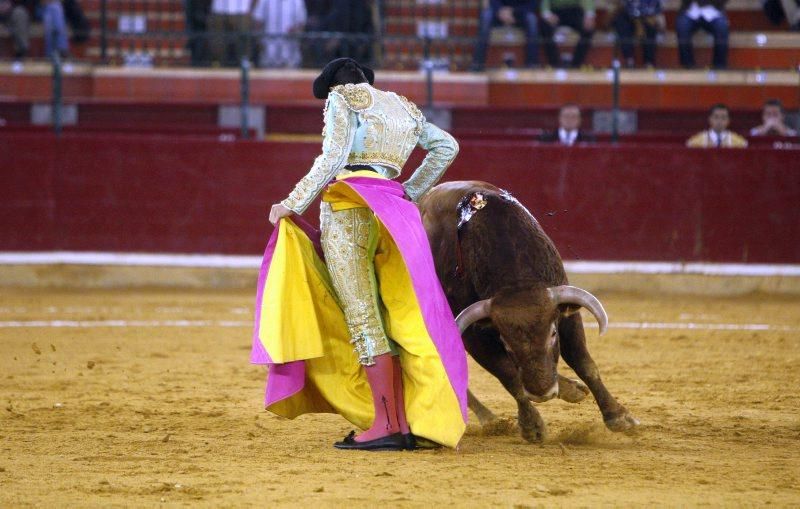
[1,132,797,263]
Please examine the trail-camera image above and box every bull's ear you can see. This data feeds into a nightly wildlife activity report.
[560,304,581,317]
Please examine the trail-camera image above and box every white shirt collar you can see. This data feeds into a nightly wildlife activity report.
[559,128,578,146]
[709,130,728,146]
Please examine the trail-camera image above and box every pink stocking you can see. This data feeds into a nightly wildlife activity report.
[392,355,410,435]
[356,353,401,442]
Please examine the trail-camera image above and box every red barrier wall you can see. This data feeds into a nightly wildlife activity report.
[1,132,798,263]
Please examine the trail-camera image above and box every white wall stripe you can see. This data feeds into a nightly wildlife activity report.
[585,321,798,332]
[1,319,796,332]
[1,252,799,276]
[0,252,261,269]
[0,320,251,328]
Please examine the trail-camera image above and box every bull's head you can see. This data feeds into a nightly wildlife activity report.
[456,285,607,403]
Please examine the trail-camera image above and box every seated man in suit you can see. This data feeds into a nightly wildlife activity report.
[539,103,595,145]
[686,103,748,148]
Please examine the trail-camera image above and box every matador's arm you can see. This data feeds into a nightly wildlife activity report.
[403,122,460,202]
[281,91,356,214]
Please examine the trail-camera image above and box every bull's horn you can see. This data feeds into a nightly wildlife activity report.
[455,299,492,333]
[547,286,608,335]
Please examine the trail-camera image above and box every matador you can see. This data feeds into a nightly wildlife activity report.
[252,58,469,451]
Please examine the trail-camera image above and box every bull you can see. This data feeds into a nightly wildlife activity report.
[419,181,639,442]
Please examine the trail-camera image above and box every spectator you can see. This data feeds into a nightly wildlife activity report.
[761,0,800,31]
[675,0,729,69]
[208,0,253,67]
[612,0,664,68]
[41,0,69,59]
[471,0,540,72]
[185,0,212,66]
[539,0,595,68]
[750,99,798,137]
[539,103,595,145]
[62,0,89,43]
[302,0,333,66]
[320,0,374,64]
[252,0,306,68]
[686,103,748,148]
[0,0,30,61]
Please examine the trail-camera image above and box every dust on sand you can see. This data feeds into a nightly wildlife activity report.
[1,288,799,507]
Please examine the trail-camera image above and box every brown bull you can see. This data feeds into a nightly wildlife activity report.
[419,181,639,442]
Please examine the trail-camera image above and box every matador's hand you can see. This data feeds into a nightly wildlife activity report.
[269,203,293,225]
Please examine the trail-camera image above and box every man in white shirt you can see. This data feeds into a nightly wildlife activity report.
[252,0,306,68]
[539,103,596,145]
[208,0,253,66]
[675,0,730,68]
[750,99,798,137]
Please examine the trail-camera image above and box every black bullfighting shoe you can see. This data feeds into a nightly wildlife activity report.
[406,433,442,450]
[333,430,405,451]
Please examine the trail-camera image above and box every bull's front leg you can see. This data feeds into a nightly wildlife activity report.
[558,314,640,432]
[464,326,547,443]
[557,374,590,403]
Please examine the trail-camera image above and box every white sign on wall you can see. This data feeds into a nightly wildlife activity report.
[118,15,147,34]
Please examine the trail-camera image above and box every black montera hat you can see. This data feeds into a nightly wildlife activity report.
[312,58,375,100]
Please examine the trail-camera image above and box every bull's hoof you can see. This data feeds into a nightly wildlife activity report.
[604,412,640,433]
[557,376,589,404]
[520,424,547,443]
[518,404,547,443]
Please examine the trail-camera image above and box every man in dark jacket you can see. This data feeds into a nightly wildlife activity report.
[471,0,539,71]
[539,103,596,145]
[675,0,729,68]
[539,0,595,68]
[185,0,211,66]
[320,0,374,64]
[612,0,664,67]
[0,0,30,59]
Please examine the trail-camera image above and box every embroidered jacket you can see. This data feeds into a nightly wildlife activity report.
[281,83,459,214]
[685,129,748,148]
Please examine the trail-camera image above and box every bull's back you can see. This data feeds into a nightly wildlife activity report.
[420,180,568,305]
[419,181,502,238]
[419,181,505,309]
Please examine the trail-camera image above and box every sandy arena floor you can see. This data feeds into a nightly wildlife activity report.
[1,287,799,507]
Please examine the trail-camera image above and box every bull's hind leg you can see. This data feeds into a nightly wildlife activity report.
[467,389,498,426]
[558,314,640,432]
[464,326,547,443]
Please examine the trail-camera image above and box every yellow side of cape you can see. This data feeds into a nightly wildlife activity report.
[258,178,466,448]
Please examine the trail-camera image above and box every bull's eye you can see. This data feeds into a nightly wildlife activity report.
[549,323,558,347]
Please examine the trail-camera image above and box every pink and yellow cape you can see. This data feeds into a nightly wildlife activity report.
[250,172,468,448]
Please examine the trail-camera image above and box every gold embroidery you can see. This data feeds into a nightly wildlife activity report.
[348,151,406,170]
[332,83,373,111]
[281,91,355,214]
[320,204,392,366]
[281,84,458,210]
[396,94,423,123]
[350,88,421,174]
